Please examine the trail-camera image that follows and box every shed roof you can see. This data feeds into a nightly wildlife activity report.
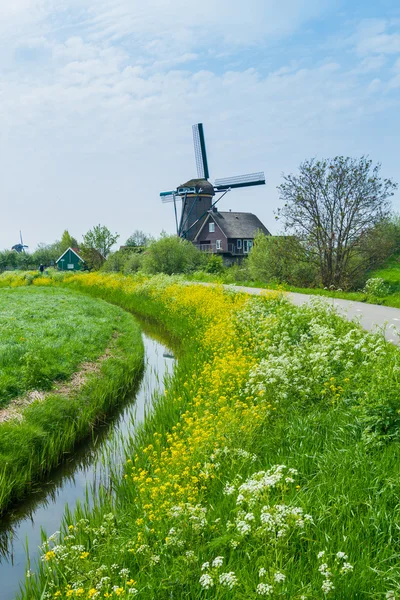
[55,247,84,264]
[196,211,270,240]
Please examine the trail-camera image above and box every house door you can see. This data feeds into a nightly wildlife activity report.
[243,240,253,254]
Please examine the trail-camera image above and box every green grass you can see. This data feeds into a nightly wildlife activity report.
[0,287,132,408]
[0,286,144,512]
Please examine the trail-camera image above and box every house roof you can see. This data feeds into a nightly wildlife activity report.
[55,246,84,263]
[195,211,270,240]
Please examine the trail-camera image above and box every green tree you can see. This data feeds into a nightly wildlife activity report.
[80,247,105,271]
[142,234,205,275]
[248,233,318,286]
[60,230,79,253]
[31,243,61,267]
[82,224,119,257]
[277,156,398,288]
[125,230,152,248]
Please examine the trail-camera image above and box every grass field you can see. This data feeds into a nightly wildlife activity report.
[0,287,136,408]
[10,272,399,600]
[0,284,144,512]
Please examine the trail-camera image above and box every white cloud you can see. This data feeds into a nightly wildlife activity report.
[352,19,400,56]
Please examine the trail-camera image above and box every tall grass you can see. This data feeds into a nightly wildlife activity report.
[0,285,144,513]
[0,286,136,407]
[12,272,400,599]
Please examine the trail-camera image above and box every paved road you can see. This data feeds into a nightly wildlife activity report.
[225,285,400,345]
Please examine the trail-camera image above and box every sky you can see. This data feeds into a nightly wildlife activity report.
[1,0,400,251]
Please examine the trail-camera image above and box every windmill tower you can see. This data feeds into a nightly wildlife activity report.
[160,123,265,241]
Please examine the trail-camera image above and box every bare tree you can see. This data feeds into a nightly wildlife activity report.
[277,156,398,288]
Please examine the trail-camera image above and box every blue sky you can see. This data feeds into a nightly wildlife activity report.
[1,0,399,250]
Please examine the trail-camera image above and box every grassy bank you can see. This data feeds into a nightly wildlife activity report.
[0,286,139,408]
[9,272,399,599]
[0,284,144,513]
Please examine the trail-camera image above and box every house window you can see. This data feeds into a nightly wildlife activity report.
[216,240,222,250]
[67,264,74,269]
[209,222,215,233]
[237,239,242,249]
[243,240,253,254]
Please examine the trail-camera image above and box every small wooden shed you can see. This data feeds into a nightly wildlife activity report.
[56,247,84,271]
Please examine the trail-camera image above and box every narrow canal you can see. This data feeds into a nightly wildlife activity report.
[0,333,174,600]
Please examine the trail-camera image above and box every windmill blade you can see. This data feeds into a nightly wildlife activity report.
[192,123,210,180]
[160,191,178,203]
[214,172,265,190]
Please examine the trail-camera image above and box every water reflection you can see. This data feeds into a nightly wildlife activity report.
[0,328,174,600]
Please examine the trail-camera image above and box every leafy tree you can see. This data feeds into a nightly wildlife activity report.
[102,247,144,274]
[60,230,79,253]
[125,230,152,248]
[248,233,319,287]
[277,157,398,288]
[142,234,205,275]
[79,247,105,271]
[31,243,61,266]
[82,224,119,257]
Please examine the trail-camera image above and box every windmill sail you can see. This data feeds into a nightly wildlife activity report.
[160,191,178,203]
[192,123,209,180]
[214,172,265,190]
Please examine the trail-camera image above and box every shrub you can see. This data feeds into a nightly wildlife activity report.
[248,233,319,287]
[142,235,206,275]
[363,277,390,297]
[205,254,225,274]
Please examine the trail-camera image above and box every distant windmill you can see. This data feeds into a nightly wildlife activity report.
[11,231,28,253]
[160,123,265,241]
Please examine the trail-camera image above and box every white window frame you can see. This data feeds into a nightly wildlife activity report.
[236,239,242,249]
[209,222,215,233]
[243,240,253,254]
[216,239,222,250]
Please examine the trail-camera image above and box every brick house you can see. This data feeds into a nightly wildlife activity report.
[194,210,270,258]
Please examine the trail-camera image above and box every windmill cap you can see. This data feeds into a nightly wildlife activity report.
[177,178,215,196]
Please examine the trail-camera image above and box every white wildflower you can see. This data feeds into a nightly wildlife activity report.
[236,520,251,535]
[212,556,224,568]
[336,551,347,560]
[256,582,274,595]
[386,592,396,600]
[199,574,214,589]
[219,572,238,589]
[201,562,210,571]
[274,572,286,582]
[322,579,335,594]
[224,483,235,496]
[318,563,331,577]
[259,567,267,578]
[341,562,353,574]
[317,551,325,559]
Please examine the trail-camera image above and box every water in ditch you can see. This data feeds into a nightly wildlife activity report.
[0,332,174,600]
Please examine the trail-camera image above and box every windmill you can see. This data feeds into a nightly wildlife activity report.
[160,123,265,241]
[11,231,28,253]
